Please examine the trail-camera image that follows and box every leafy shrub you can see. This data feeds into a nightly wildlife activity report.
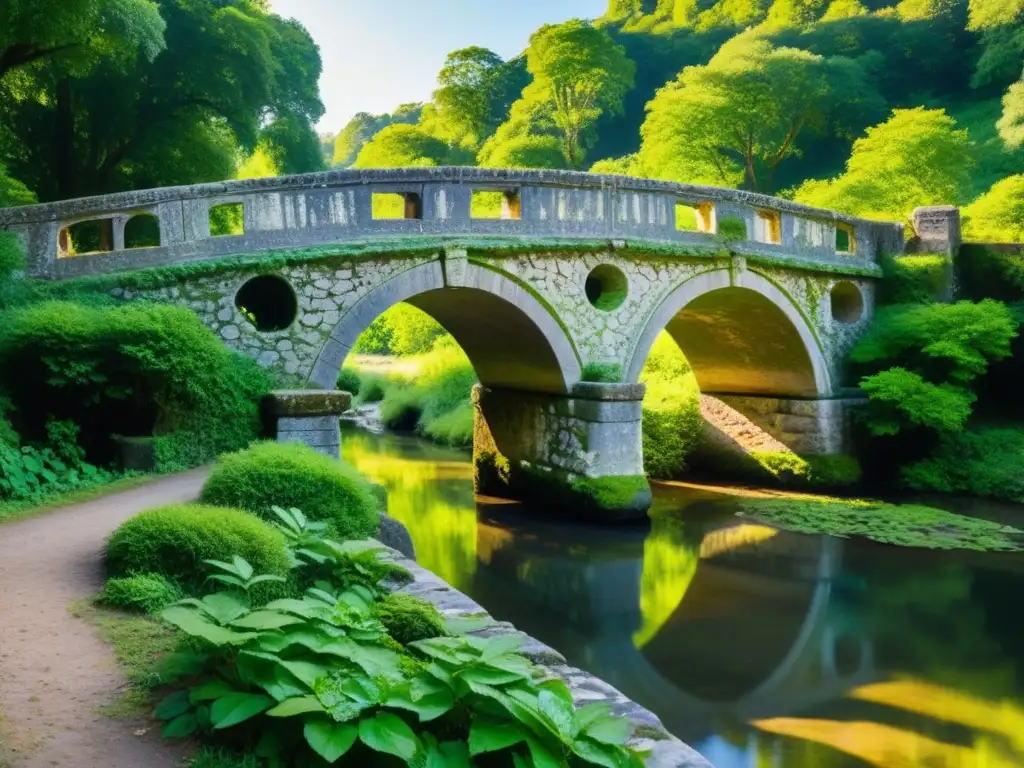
[581,362,622,383]
[98,573,186,615]
[716,216,747,243]
[850,300,1017,436]
[378,385,422,431]
[0,302,273,471]
[352,303,448,356]
[421,401,474,446]
[376,593,448,646]
[105,504,290,594]
[640,334,702,478]
[415,343,476,445]
[200,441,379,541]
[879,254,949,304]
[154,540,643,766]
[902,426,1024,503]
[336,367,361,396]
[354,373,386,404]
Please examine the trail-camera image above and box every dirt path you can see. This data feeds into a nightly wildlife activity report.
[0,470,208,768]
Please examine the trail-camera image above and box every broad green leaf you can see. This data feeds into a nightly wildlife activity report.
[481,633,526,661]
[231,555,254,581]
[426,738,472,768]
[341,675,383,706]
[266,696,326,717]
[210,692,274,729]
[469,718,528,755]
[386,685,455,722]
[485,653,535,676]
[161,713,197,739]
[526,736,563,768]
[278,659,331,689]
[203,558,238,575]
[195,704,211,729]
[444,615,496,635]
[156,650,205,681]
[584,715,632,746]
[247,574,287,586]
[304,721,358,763]
[189,679,236,703]
[572,702,612,737]
[538,689,574,740]
[264,598,333,620]
[358,711,422,762]
[199,592,250,624]
[154,690,191,720]
[459,666,529,687]
[257,664,309,702]
[230,610,304,630]
[411,674,449,700]
[207,574,247,590]
[160,606,257,645]
[571,736,623,768]
[512,753,533,768]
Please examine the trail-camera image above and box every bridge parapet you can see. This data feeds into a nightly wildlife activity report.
[0,168,904,280]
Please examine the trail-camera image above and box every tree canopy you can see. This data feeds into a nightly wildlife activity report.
[0,0,324,201]
[637,33,882,191]
[794,107,974,218]
[352,124,455,169]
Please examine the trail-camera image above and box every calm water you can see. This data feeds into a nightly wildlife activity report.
[342,426,1024,768]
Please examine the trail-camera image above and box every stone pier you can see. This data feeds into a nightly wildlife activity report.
[472,382,652,521]
[268,389,350,459]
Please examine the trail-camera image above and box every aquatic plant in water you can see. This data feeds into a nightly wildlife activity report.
[736,498,1024,551]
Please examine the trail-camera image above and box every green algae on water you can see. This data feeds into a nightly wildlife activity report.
[736,498,1024,551]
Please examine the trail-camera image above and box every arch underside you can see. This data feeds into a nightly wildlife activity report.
[311,261,580,394]
[406,288,570,394]
[666,288,820,397]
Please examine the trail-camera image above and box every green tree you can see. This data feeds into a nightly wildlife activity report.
[425,47,526,151]
[998,81,1024,150]
[0,164,36,207]
[637,33,881,191]
[352,124,453,168]
[962,175,1024,242]
[476,82,561,167]
[794,107,973,218]
[259,112,325,175]
[481,135,569,169]
[332,105,423,168]
[0,0,166,81]
[525,20,635,168]
[0,0,324,201]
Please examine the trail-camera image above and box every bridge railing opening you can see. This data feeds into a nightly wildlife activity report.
[0,168,904,279]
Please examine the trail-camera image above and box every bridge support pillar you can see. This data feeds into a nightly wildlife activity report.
[473,383,651,522]
[712,395,863,455]
[268,389,351,459]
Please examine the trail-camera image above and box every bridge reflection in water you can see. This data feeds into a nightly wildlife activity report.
[343,427,1024,768]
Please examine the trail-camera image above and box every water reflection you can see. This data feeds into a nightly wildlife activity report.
[342,426,1024,768]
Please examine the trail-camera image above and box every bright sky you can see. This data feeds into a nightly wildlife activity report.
[268,0,606,133]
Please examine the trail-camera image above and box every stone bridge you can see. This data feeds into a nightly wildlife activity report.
[0,168,906,518]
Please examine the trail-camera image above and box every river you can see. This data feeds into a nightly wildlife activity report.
[341,425,1024,768]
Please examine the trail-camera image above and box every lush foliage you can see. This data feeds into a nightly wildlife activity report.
[0,0,323,202]
[353,303,449,357]
[850,300,1017,435]
[638,32,881,192]
[961,175,1024,242]
[99,572,187,615]
[105,503,291,595]
[640,334,703,478]
[738,497,1024,551]
[200,442,380,542]
[879,254,950,304]
[794,108,974,219]
[901,425,1024,502]
[0,301,273,471]
[580,363,622,383]
[151,517,644,767]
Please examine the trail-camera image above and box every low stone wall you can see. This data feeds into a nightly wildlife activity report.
[377,542,714,768]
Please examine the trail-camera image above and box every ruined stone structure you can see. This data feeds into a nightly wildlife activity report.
[0,168,907,518]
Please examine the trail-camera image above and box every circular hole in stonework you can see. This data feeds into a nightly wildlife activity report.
[830,281,864,324]
[585,265,628,312]
[235,275,298,331]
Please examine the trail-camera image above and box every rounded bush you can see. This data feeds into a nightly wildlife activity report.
[200,441,379,541]
[337,367,361,396]
[105,504,290,593]
[98,573,186,615]
[376,593,448,646]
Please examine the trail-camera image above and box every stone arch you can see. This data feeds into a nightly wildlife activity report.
[310,261,581,393]
[625,268,832,397]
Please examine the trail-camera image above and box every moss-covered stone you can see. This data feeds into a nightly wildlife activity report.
[738,497,1024,551]
[376,592,449,646]
[268,389,351,417]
